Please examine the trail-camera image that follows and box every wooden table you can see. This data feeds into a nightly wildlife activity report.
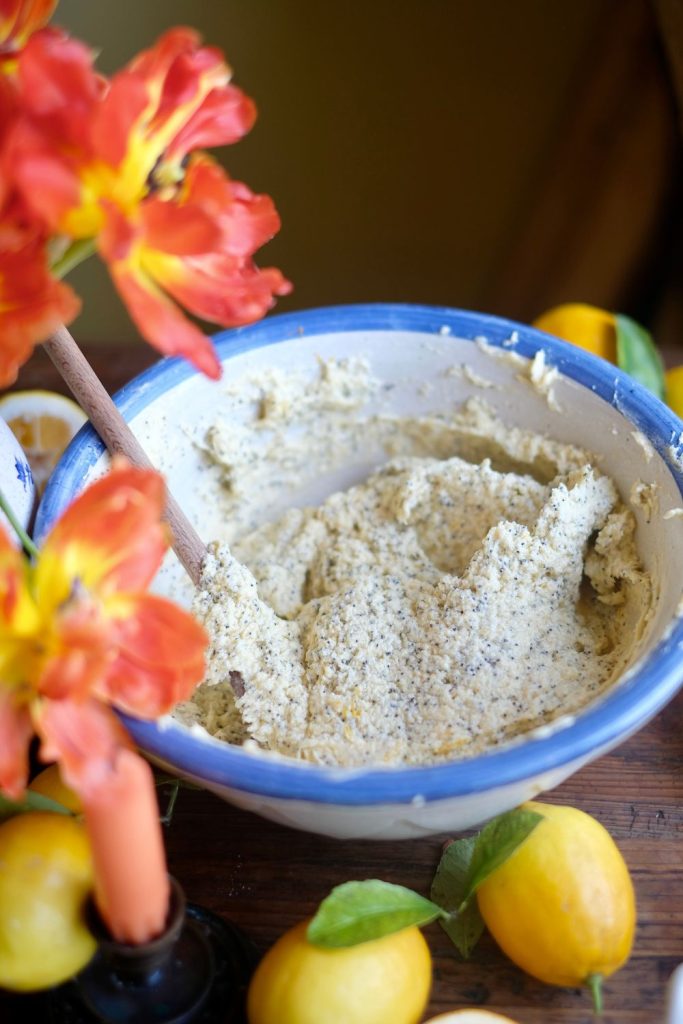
[3,344,683,1023]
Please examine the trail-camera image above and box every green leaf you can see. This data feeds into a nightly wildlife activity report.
[431,837,485,958]
[464,808,544,901]
[307,880,447,948]
[0,790,72,819]
[615,314,665,399]
[428,808,544,959]
[440,898,486,959]
[431,836,477,910]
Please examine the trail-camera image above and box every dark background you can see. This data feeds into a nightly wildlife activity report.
[55,0,683,351]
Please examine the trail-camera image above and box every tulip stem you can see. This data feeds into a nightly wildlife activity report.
[43,324,208,586]
[0,485,39,559]
[160,780,181,827]
[50,238,97,280]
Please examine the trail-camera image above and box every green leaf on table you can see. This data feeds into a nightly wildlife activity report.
[0,790,72,819]
[431,836,484,958]
[307,879,447,948]
[615,313,665,399]
[429,808,544,958]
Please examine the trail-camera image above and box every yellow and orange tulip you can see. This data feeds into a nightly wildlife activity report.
[0,462,207,801]
[7,26,290,378]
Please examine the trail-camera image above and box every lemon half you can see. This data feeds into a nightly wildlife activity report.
[424,1013,519,1023]
[0,390,87,494]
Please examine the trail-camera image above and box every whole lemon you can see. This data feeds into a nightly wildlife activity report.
[0,812,96,991]
[533,303,616,363]
[476,801,635,1002]
[665,366,683,419]
[28,763,82,814]
[247,920,432,1024]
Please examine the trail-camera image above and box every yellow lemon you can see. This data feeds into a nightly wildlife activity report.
[0,812,96,991]
[0,389,87,494]
[533,303,616,363]
[247,920,432,1024]
[28,763,82,814]
[665,366,683,420]
[424,1013,519,1023]
[476,801,635,1006]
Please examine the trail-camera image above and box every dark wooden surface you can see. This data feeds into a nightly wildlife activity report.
[165,695,683,1024]
[3,343,683,1023]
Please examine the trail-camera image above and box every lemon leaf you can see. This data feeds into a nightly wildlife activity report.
[464,808,544,900]
[615,314,665,399]
[431,836,485,958]
[429,809,543,959]
[0,791,72,819]
[441,899,485,960]
[307,880,447,948]
[431,835,476,909]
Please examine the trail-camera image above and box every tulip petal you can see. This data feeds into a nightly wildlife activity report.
[126,26,205,82]
[166,84,256,161]
[128,28,230,115]
[36,697,133,799]
[38,463,169,597]
[146,249,292,328]
[0,689,32,799]
[0,517,25,607]
[140,195,220,256]
[0,228,80,386]
[0,523,42,681]
[38,599,111,701]
[109,259,222,378]
[18,29,101,147]
[90,70,149,168]
[0,0,56,59]
[181,156,283,256]
[5,128,83,234]
[99,592,207,716]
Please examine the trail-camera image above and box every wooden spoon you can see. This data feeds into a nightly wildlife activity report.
[44,325,207,587]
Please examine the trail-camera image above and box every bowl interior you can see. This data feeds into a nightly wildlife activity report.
[37,305,683,805]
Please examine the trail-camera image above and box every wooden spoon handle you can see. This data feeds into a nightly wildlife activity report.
[44,325,207,587]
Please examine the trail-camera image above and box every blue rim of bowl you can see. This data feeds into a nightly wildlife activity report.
[37,303,683,805]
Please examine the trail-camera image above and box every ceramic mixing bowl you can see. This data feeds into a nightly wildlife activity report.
[36,304,683,839]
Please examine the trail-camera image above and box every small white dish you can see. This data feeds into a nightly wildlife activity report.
[0,416,35,541]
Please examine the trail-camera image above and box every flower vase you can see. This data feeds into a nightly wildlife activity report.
[47,877,258,1024]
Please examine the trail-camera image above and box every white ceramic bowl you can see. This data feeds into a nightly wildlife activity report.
[37,305,683,839]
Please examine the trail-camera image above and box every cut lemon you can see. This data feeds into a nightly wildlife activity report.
[0,390,87,494]
[424,1014,519,1023]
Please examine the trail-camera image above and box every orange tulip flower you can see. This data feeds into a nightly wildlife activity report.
[0,462,207,800]
[9,26,291,377]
